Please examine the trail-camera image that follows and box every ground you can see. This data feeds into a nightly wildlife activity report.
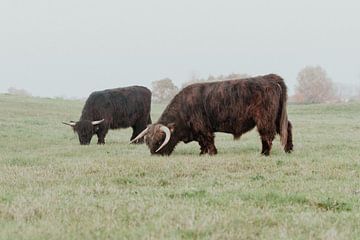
[0,94,359,239]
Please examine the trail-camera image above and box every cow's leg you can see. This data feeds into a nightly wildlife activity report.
[130,126,143,144]
[259,130,275,156]
[198,141,208,155]
[198,133,217,155]
[96,127,108,144]
[257,122,276,156]
[130,122,148,144]
[260,138,271,155]
[284,121,293,153]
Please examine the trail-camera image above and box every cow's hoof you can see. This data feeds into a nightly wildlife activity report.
[261,151,270,156]
[285,148,293,153]
[284,145,293,153]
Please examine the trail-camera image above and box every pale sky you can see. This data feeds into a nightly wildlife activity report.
[0,0,359,98]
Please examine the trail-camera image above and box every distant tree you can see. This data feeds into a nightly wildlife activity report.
[8,87,31,97]
[181,79,203,89]
[182,73,250,88]
[294,66,337,103]
[151,78,179,103]
[357,75,360,101]
[225,73,250,80]
[355,86,360,101]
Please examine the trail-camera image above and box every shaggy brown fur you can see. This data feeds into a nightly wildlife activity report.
[66,86,152,145]
[144,74,293,156]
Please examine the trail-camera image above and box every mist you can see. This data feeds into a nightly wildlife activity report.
[0,0,359,98]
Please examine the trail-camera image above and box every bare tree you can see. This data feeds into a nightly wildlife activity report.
[8,87,31,97]
[355,86,360,101]
[357,74,360,101]
[182,73,250,88]
[225,73,250,80]
[294,66,337,103]
[151,78,179,103]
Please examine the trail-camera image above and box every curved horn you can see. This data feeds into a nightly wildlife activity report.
[130,126,149,144]
[62,121,76,127]
[155,125,171,152]
[91,119,104,125]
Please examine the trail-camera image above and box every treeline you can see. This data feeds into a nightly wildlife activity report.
[7,87,32,97]
[6,66,360,104]
[152,66,360,104]
[151,73,250,103]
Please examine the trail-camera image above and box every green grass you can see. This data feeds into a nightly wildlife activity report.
[0,94,360,239]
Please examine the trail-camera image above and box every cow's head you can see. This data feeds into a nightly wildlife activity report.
[131,123,175,155]
[62,119,104,145]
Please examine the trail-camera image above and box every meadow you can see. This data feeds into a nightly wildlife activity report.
[0,94,359,239]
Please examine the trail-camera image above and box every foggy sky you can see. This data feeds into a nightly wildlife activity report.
[1,0,359,98]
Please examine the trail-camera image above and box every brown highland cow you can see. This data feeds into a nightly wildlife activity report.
[132,74,293,156]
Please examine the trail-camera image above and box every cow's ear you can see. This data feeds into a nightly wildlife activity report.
[167,123,176,133]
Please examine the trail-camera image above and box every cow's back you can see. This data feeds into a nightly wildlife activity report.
[160,75,283,135]
[204,75,283,133]
[81,86,151,129]
[109,86,151,128]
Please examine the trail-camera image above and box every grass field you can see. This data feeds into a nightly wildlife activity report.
[0,94,360,239]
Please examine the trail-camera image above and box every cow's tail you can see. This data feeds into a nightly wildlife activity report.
[276,76,288,146]
[280,101,288,146]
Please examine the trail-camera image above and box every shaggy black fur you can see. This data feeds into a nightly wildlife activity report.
[68,86,151,145]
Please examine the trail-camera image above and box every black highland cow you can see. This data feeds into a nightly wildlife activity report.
[63,86,152,145]
[132,74,293,156]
